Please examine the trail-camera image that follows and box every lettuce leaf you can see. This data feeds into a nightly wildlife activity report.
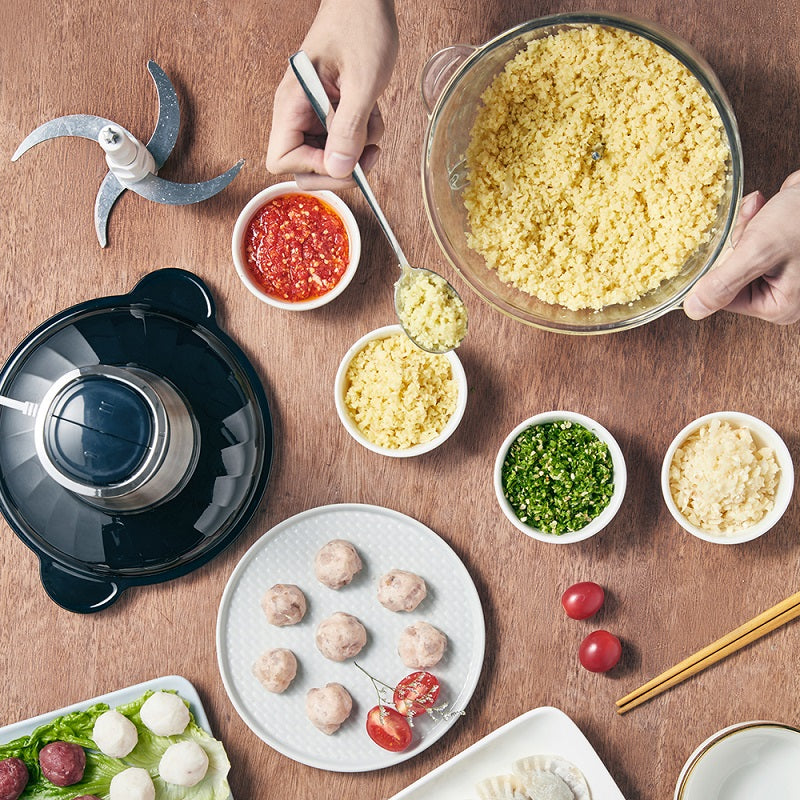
[114,691,231,800]
[0,691,230,800]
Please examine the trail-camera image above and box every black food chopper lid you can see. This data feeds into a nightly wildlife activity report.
[0,269,273,612]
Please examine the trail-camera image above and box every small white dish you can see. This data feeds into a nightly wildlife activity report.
[675,721,800,799]
[232,181,361,310]
[334,324,468,458]
[661,411,794,544]
[493,411,626,544]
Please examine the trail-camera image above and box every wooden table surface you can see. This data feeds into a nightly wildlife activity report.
[1,0,799,798]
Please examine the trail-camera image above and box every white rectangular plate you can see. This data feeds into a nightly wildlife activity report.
[389,706,625,799]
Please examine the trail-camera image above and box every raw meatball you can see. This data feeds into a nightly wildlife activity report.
[260,583,307,626]
[39,741,85,787]
[93,709,138,758]
[159,740,209,787]
[305,683,353,735]
[398,621,447,669]
[139,691,190,737]
[377,569,427,612]
[315,612,367,661]
[252,648,298,693]
[314,539,362,589]
[0,757,28,800]
[109,767,155,800]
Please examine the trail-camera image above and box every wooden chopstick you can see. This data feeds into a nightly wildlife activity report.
[616,589,800,715]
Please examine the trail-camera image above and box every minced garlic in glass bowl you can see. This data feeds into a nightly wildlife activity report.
[421,13,743,333]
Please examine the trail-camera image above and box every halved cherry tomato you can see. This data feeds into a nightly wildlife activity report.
[366,705,413,751]
[561,581,605,620]
[393,671,440,717]
[578,630,622,672]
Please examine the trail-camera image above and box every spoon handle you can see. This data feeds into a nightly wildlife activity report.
[289,50,411,271]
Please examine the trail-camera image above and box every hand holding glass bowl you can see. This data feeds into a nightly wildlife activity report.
[420,12,743,334]
[232,181,361,310]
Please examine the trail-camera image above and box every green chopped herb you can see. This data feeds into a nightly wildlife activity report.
[501,420,614,535]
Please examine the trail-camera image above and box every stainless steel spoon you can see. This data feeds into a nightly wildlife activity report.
[289,50,467,354]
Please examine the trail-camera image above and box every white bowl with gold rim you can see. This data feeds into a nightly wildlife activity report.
[675,721,800,800]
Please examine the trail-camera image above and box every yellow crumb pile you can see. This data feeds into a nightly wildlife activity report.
[344,333,458,449]
[396,270,467,352]
[463,25,730,311]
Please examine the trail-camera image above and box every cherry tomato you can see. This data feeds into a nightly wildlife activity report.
[366,705,413,751]
[578,630,622,672]
[561,581,605,620]
[393,671,441,717]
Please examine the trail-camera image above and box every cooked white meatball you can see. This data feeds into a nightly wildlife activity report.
[315,612,367,661]
[398,621,447,669]
[314,539,362,589]
[377,569,427,612]
[139,691,190,737]
[158,740,209,787]
[252,648,298,693]
[305,683,353,735]
[260,583,307,626]
[109,767,155,800]
[92,709,138,758]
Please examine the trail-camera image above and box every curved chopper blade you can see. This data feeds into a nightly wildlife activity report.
[128,160,245,205]
[92,61,179,246]
[11,114,117,161]
[93,172,126,247]
[145,60,179,168]
[12,62,244,245]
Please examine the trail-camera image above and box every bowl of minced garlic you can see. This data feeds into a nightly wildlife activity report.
[334,325,468,457]
[662,412,794,543]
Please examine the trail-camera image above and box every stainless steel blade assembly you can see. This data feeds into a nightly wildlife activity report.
[12,61,244,247]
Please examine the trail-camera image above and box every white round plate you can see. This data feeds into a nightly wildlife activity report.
[675,721,800,799]
[216,503,485,772]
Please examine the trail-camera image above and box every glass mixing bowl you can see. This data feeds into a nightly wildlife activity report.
[420,12,743,334]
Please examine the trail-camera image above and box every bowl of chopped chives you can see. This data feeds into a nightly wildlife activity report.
[494,411,626,543]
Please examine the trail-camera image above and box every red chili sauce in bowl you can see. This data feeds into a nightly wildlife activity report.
[242,193,350,302]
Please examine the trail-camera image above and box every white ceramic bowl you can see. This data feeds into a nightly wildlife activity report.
[232,181,361,310]
[334,325,468,458]
[493,411,627,544]
[661,411,794,544]
[674,721,800,800]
